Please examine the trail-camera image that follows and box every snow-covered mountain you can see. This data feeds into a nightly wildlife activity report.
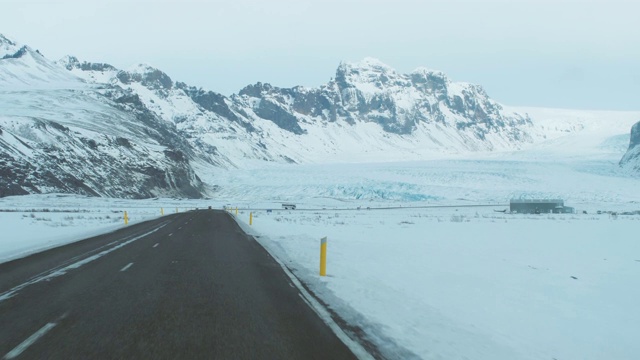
[239,58,531,140]
[59,55,538,167]
[620,121,640,171]
[1,33,638,199]
[0,36,205,198]
[0,34,80,90]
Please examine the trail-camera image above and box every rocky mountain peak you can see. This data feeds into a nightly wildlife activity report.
[0,33,17,48]
[0,34,27,59]
[410,67,449,92]
[335,57,405,91]
[58,55,80,70]
[117,63,173,90]
[229,58,530,139]
[343,57,395,73]
[238,82,276,98]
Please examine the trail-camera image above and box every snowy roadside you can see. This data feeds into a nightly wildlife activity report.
[235,206,640,360]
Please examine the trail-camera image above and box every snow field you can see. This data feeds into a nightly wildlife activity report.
[238,207,640,360]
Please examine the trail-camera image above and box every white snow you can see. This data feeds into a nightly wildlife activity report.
[238,207,640,360]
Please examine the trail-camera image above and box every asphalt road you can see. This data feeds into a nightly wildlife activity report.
[0,210,359,359]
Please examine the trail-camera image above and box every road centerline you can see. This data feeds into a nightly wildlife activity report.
[0,224,167,303]
[120,263,134,272]
[3,322,57,359]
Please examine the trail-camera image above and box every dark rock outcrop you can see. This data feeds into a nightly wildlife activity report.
[620,121,640,171]
[254,97,306,135]
[1,45,28,60]
[116,66,173,90]
[61,56,117,72]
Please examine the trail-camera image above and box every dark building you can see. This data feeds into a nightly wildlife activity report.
[510,199,573,214]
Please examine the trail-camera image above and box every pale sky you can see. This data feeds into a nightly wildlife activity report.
[2,0,639,110]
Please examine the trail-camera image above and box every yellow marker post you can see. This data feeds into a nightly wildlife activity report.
[176,207,178,213]
[161,207,164,216]
[249,212,253,225]
[235,207,238,216]
[124,211,129,225]
[320,237,327,276]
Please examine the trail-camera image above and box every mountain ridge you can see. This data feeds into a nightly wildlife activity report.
[60,45,537,163]
[1,33,637,199]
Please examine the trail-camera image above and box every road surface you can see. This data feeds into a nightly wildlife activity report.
[0,210,359,359]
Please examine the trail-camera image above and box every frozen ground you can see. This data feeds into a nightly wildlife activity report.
[237,205,640,360]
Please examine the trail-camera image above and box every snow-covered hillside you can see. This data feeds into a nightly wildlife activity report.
[0,36,206,198]
[0,34,81,90]
[502,107,640,162]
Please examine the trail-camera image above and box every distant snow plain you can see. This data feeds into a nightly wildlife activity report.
[1,106,640,360]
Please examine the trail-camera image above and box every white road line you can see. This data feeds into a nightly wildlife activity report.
[153,243,159,248]
[178,227,182,230]
[0,224,168,303]
[4,322,57,359]
[168,233,173,237]
[120,263,134,272]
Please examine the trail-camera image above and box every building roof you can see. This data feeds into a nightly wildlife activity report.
[510,199,564,204]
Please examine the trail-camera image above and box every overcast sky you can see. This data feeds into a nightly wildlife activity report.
[2,0,638,110]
